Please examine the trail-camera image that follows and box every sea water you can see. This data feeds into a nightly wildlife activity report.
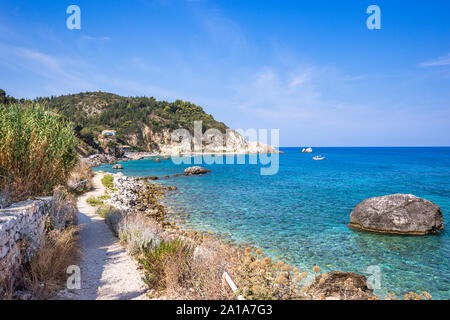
[95,147,450,299]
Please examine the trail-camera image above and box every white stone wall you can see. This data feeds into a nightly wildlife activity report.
[0,197,52,279]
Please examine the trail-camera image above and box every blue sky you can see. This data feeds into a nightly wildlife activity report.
[0,0,449,146]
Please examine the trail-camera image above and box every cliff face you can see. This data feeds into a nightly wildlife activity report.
[40,92,278,155]
[121,124,278,155]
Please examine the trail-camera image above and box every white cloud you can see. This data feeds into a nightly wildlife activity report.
[419,53,450,67]
[0,42,94,95]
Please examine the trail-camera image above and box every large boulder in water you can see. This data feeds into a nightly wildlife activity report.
[112,164,124,170]
[305,271,374,300]
[349,194,444,235]
[184,166,211,175]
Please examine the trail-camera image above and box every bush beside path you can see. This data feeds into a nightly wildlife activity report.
[72,173,148,300]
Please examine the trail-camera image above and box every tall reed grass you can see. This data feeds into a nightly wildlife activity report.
[0,103,77,201]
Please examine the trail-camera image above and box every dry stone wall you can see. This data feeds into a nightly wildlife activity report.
[0,197,52,279]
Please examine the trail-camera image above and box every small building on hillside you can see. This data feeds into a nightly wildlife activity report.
[102,130,116,137]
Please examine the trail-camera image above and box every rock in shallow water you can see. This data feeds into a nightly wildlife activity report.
[112,164,124,170]
[305,271,374,300]
[184,166,211,175]
[349,194,444,235]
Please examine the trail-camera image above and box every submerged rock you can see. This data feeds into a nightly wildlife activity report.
[305,271,374,300]
[184,166,211,175]
[349,194,444,235]
[112,164,124,170]
[154,158,162,163]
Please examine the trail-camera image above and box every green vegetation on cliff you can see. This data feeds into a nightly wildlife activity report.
[32,91,228,153]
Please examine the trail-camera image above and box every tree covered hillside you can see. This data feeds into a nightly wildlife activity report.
[32,91,228,153]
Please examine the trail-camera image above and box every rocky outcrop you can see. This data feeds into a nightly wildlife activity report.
[305,271,374,300]
[349,194,444,235]
[86,154,117,167]
[107,174,176,223]
[112,164,124,170]
[137,125,280,156]
[184,166,211,175]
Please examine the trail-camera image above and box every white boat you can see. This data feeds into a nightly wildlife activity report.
[302,147,313,153]
[313,155,326,160]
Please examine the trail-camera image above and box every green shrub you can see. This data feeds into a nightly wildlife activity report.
[101,174,115,190]
[118,215,161,256]
[0,103,77,201]
[138,238,193,291]
[86,197,103,207]
[96,205,123,235]
[87,195,110,207]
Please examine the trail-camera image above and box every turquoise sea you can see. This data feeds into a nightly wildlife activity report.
[95,147,450,299]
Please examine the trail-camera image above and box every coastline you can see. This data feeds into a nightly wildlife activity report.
[89,148,447,299]
[89,149,449,300]
[92,169,378,300]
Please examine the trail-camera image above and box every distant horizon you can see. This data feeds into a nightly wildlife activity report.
[4,90,450,148]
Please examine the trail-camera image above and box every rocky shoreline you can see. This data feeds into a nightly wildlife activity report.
[101,172,380,300]
[106,173,177,226]
[84,148,282,168]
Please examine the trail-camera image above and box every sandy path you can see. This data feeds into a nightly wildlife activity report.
[73,173,148,300]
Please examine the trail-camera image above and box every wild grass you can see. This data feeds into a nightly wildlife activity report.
[101,174,115,191]
[86,195,110,207]
[96,205,123,236]
[138,238,193,292]
[95,207,234,299]
[19,227,80,299]
[117,213,163,255]
[229,247,304,300]
[67,158,93,194]
[0,103,77,201]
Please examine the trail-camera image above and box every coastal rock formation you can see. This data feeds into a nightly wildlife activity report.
[349,194,444,235]
[154,158,161,163]
[146,126,280,156]
[86,154,117,167]
[112,164,124,170]
[305,271,374,300]
[44,92,280,155]
[107,174,174,222]
[184,166,211,175]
